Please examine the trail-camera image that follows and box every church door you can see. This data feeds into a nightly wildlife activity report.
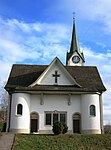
[30,112,39,133]
[31,119,38,133]
[73,113,81,133]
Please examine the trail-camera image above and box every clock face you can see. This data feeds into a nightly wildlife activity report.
[72,56,80,63]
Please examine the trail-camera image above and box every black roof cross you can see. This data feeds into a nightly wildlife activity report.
[52,70,60,83]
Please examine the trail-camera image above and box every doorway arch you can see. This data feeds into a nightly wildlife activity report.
[73,113,81,133]
[30,112,39,133]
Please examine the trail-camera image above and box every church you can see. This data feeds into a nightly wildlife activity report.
[5,19,106,134]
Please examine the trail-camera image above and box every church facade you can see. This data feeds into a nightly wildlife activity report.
[5,19,106,134]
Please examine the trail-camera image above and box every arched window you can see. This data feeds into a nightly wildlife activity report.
[90,105,96,116]
[17,104,23,115]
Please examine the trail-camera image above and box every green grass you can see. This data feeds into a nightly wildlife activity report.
[12,134,111,150]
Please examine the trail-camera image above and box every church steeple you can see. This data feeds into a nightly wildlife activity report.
[66,17,85,66]
[70,17,79,54]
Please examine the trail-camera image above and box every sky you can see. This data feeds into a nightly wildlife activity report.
[0,0,111,125]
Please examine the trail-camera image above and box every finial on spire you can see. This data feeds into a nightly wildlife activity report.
[73,12,76,23]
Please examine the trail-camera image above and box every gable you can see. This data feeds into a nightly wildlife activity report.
[30,57,80,87]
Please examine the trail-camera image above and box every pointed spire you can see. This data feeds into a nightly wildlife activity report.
[70,15,79,54]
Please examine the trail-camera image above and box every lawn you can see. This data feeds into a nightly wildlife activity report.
[12,134,111,150]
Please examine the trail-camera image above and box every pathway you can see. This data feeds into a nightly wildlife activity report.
[0,132,15,150]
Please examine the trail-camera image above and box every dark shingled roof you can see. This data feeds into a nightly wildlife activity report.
[5,64,106,93]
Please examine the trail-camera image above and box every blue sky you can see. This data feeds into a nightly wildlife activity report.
[0,0,111,125]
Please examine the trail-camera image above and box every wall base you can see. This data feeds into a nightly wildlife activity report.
[9,129,73,134]
[81,129,101,134]
[10,128,29,133]
[9,129,101,134]
[38,130,72,134]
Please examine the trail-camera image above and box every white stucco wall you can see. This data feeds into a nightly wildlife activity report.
[81,94,101,133]
[10,93,30,133]
[30,94,81,132]
[10,92,101,134]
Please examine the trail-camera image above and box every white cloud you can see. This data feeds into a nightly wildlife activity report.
[0,18,69,81]
[56,0,111,34]
[0,61,12,82]
[96,42,106,49]
[0,39,42,62]
[103,104,111,125]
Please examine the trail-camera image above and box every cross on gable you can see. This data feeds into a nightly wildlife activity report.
[52,70,60,83]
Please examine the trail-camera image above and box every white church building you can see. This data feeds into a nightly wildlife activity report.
[5,19,106,134]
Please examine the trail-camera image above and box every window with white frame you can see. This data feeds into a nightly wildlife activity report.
[45,111,67,125]
[90,105,96,116]
[46,113,52,125]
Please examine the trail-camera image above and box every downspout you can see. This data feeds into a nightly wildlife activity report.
[99,94,104,134]
[7,94,12,132]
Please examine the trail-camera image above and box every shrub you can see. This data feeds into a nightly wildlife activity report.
[62,122,68,134]
[52,121,68,135]
[52,121,63,135]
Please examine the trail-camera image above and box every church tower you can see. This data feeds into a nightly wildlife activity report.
[66,18,85,66]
